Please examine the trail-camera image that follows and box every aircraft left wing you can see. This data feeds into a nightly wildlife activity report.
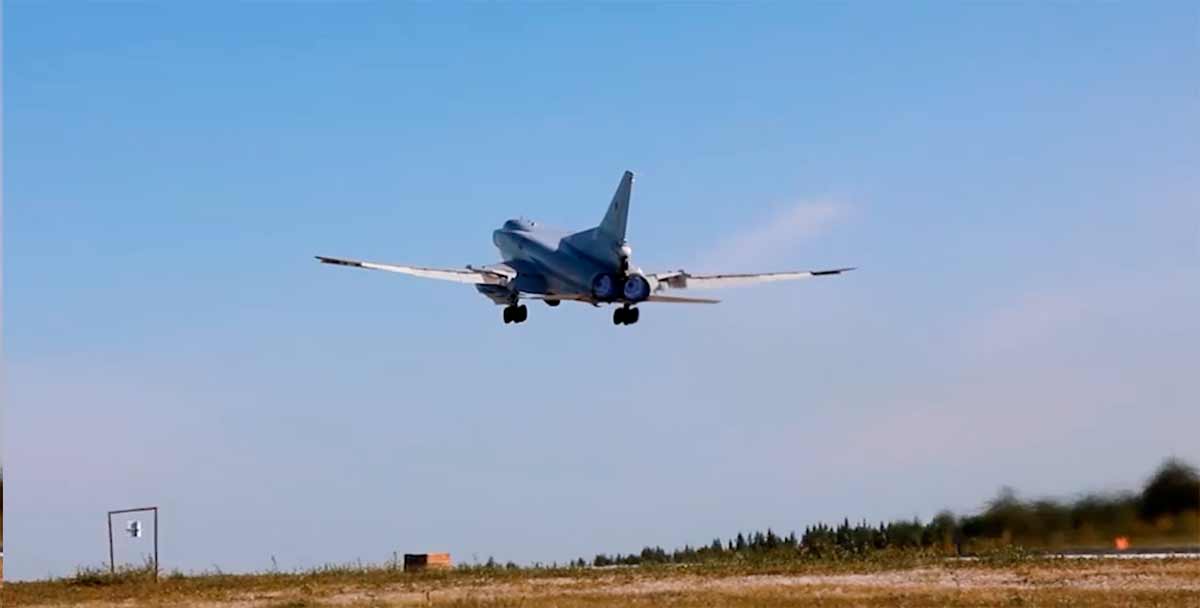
[650,267,855,290]
[315,256,513,285]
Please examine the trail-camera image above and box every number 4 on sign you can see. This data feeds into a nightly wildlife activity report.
[107,506,159,580]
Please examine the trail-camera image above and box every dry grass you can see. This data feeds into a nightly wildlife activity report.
[4,557,1200,607]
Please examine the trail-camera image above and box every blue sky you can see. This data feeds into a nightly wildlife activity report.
[5,3,1198,579]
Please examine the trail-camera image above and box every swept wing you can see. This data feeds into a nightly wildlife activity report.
[650,267,855,290]
[316,256,514,285]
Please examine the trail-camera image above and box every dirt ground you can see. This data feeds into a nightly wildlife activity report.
[5,558,1200,607]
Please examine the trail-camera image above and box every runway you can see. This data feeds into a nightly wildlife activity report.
[1052,549,1200,560]
[953,548,1200,561]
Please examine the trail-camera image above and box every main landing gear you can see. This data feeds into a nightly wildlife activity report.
[613,305,640,326]
[503,304,528,324]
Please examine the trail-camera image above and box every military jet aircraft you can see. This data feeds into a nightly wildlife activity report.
[317,171,853,326]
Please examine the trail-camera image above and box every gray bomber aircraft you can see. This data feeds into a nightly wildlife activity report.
[317,171,853,326]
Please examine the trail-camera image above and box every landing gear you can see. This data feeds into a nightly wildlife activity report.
[612,306,640,326]
[544,299,561,307]
[503,304,528,324]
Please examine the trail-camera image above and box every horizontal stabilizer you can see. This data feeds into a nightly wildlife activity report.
[517,292,719,304]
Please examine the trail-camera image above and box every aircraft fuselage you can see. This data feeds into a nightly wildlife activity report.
[491,219,619,298]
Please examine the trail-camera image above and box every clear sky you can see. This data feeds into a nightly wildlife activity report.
[5,3,1198,580]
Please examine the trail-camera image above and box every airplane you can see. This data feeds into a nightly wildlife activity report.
[317,171,853,326]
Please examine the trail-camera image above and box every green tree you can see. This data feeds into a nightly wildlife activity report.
[925,511,958,551]
[1140,458,1200,520]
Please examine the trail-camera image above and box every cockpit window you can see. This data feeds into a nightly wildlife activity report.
[503,218,534,231]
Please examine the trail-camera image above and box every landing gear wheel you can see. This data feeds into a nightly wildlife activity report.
[503,304,527,324]
[613,306,638,326]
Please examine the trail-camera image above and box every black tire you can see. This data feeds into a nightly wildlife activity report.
[502,307,512,324]
[517,305,528,323]
[612,307,625,325]
[628,307,640,324]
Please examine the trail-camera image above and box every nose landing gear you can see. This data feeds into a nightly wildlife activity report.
[612,305,640,326]
[503,304,528,324]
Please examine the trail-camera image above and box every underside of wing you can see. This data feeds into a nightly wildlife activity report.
[645,294,721,304]
[651,267,855,290]
[519,293,595,303]
[316,255,513,285]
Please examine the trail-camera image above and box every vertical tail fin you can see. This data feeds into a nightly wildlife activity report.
[599,171,633,242]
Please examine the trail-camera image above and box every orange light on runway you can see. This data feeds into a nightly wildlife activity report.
[1114,536,1130,551]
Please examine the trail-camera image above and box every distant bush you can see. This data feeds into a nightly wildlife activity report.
[589,457,1198,566]
[1140,458,1200,521]
[69,559,159,587]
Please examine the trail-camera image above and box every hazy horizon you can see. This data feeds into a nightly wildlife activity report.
[5,3,1198,580]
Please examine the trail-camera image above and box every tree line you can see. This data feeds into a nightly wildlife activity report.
[588,457,1198,566]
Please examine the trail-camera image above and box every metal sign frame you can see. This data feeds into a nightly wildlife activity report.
[107,506,158,580]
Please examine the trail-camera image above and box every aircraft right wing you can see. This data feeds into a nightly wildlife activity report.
[650,267,855,290]
[316,256,514,285]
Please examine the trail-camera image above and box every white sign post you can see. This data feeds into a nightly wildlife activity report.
[107,506,158,581]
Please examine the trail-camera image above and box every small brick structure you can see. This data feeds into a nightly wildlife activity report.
[403,553,451,571]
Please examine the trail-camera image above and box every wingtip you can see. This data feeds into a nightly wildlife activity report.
[316,256,363,268]
[813,266,857,276]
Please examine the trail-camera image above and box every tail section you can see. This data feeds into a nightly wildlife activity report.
[563,170,635,267]
[599,171,633,242]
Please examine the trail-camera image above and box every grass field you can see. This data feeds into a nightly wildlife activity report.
[5,555,1199,607]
